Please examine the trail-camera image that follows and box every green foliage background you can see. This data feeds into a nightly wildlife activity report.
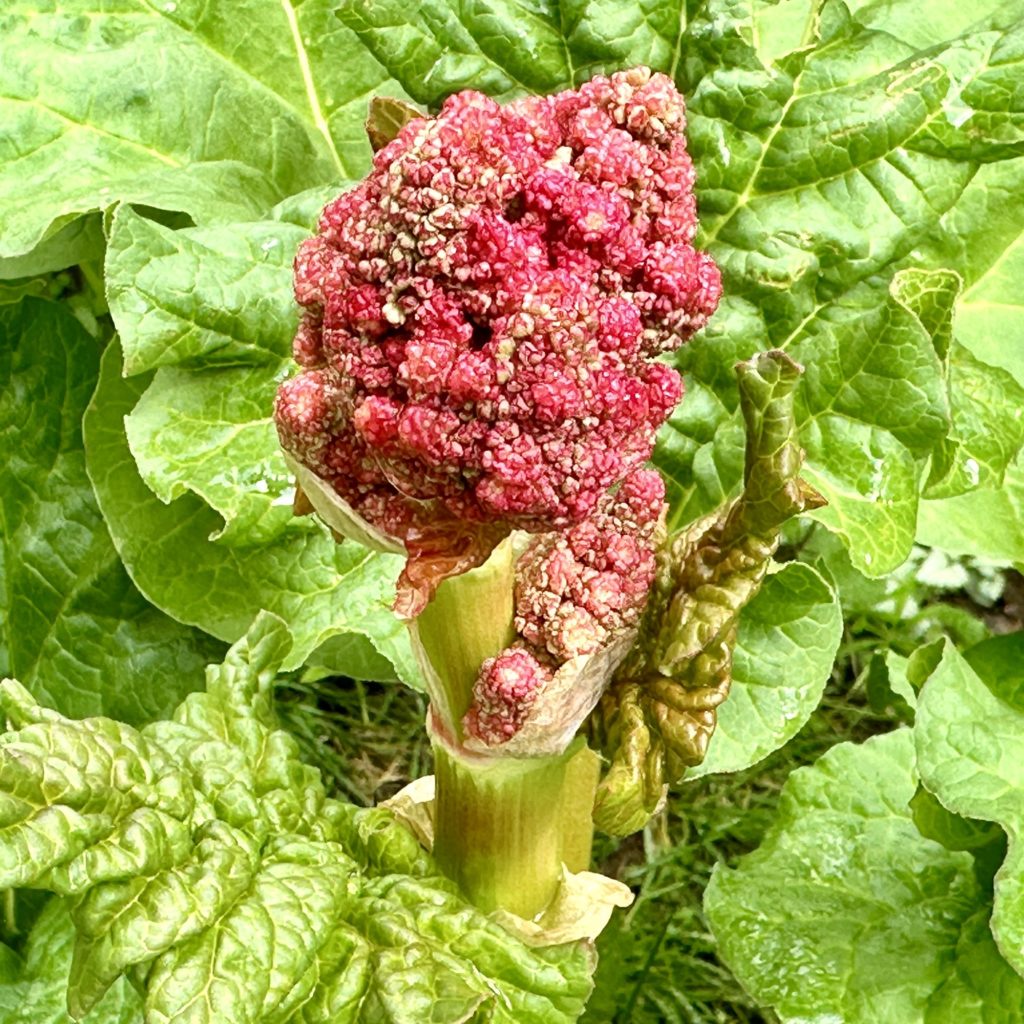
[1,0,1023,1020]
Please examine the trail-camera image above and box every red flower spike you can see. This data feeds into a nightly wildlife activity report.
[274,68,720,611]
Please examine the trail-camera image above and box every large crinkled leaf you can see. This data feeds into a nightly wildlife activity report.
[945,158,1024,387]
[0,900,141,1024]
[915,154,1024,542]
[671,3,1024,574]
[0,614,594,1024]
[915,639,1024,980]
[82,339,418,682]
[0,0,407,263]
[704,730,1022,1023]
[687,562,841,779]
[336,0,684,107]
[0,298,222,722]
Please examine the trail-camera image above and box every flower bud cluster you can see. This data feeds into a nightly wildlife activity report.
[275,68,719,553]
[464,470,665,746]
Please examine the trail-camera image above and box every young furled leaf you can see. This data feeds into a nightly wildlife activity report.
[591,351,827,835]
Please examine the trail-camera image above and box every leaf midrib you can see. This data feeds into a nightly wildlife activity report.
[129,0,348,176]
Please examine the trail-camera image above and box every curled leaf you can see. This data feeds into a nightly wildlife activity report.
[288,451,509,618]
[592,351,824,835]
[365,96,425,153]
[284,452,403,554]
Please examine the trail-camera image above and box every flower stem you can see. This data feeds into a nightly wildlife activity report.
[413,537,599,917]
[411,537,516,740]
[432,731,598,917]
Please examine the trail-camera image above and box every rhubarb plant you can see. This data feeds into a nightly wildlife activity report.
[1,0,1024,1020]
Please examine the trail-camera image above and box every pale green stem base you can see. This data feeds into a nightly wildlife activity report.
[432,732,599,918]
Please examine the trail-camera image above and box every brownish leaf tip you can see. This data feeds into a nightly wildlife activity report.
[292,482,314,517]
[365,96,425,153]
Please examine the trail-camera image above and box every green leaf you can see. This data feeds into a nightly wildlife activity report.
[0,0,409,261]
[965,631,1024,695]
[0,900,141,1024]
[915,639,1024,979]
[916,152,1024,524]
[844,0,1009,53]
[911,786,1005,854]
[82,339,419,682]
[665,268,955,579]
[0,216,105,280]
[655,379,745,532]
[926,343,1024,499]
[104,205,320,546]
[886,640,948,712]
[917,456,1024,565]
[925,908,1024,1023]
[0,298,222,722]
[106,204,315,377]
[792,276,948,456]
[124,362,299,547]
[798,414,919,575]
[0,617,594,1024]
[688,562,841,779]
[102,205,428,679]
[946,158,1024,387]
[705,730,998,1023]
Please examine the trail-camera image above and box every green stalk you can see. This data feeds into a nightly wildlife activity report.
[413,538,599,917]
[558,743,601,874]
[432,734,597,918]
[411,537,516,739]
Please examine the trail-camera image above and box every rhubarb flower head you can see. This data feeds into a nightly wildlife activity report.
[274,68,720,611]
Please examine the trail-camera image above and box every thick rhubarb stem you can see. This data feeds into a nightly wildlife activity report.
[432,730,597,917]
[411,537,516,740]
[414,538,599,916]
